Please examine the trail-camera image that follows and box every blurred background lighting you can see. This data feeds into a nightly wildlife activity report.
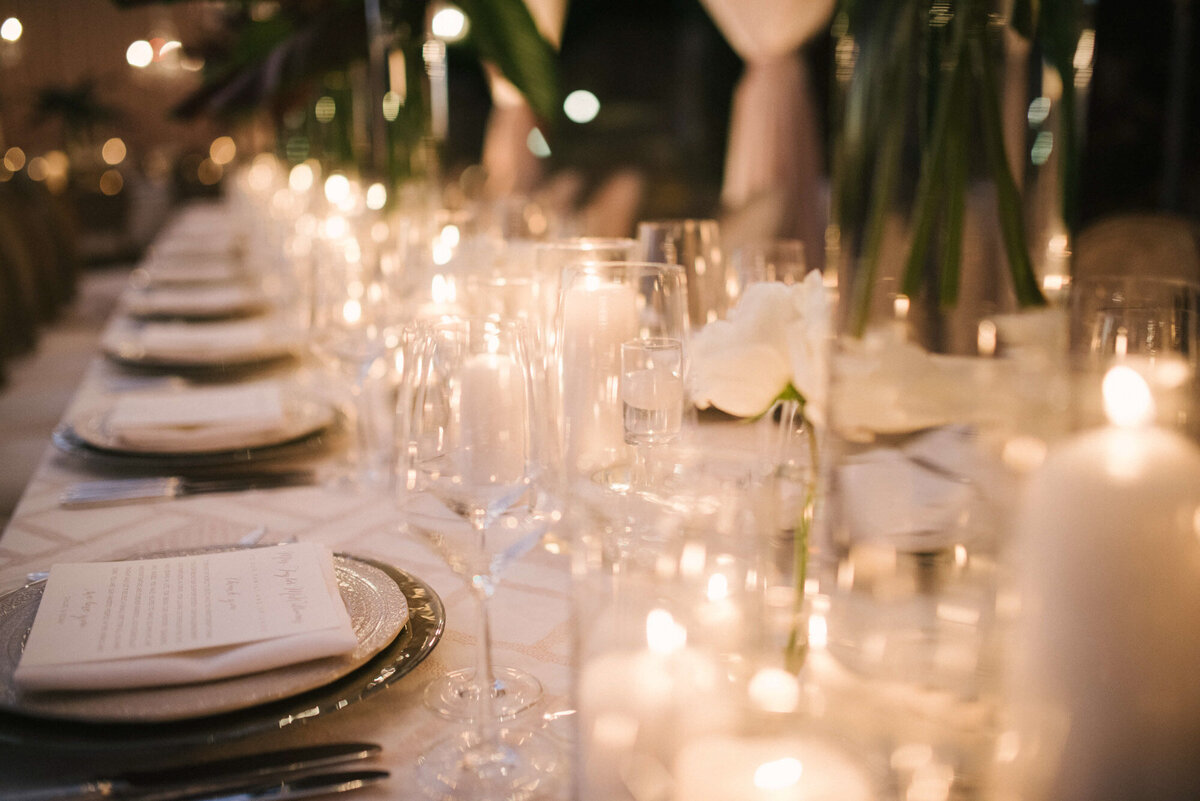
[197,158,222,186]
[563,90,601,123]
[209,135,236,165]
[26,156,47,182]
[526,127,551,158]
[101,138,126,166]
[324,173,351,205]
[288,162,315,193]
[366,182,387,210]
[126,39,154,68]
[430,5,468,42]
[3,147,25,171]
[314,95,336,123]
[99,169,124,196]
[382,91,402,122]
[0,17,21,42]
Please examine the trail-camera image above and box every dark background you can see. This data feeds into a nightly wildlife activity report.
[443,0,1199,229]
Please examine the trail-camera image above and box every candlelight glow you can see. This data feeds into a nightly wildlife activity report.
[705,572,729,601]
[431,273,455,305]
[288,163,314,193]
[748,668,800,713]
[365,182,387,210]
[324,173,351,205]
[645,608,686,655]
[754,757,803,790]
[1103,365,1154,428]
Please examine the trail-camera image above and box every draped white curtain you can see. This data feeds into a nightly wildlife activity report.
[699,0,834,268]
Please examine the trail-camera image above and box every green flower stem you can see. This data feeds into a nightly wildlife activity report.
[848,12,918,337]
[784,416,819,673]
[972,32,1047,308]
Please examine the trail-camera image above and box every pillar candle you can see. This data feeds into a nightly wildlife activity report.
[559,279,640,475]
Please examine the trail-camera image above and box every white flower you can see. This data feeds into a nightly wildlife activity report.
[690,270,831,421]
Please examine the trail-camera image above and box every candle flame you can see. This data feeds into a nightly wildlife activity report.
[645,608,686,655]
[1102,365,1154,427]
[754,757,803,790]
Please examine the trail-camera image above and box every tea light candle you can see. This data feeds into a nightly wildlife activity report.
[1007,365,1200,800]
[674,735,874,801]
[577,608,737,800]
[559,277,639,474]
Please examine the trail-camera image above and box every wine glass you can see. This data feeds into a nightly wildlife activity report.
[396,315,563,798]
[637,218,727,328]
[307,209,404,490]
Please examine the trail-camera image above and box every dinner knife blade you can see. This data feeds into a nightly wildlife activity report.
[59,470,316,508]
[186,769,390,801]
[5,742,381,801]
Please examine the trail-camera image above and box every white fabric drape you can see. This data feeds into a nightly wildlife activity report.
[699,0,834,267]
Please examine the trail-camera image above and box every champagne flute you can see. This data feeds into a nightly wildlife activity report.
[396,315,563,798]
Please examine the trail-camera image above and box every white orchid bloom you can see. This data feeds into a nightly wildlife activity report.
[690,270,831,421]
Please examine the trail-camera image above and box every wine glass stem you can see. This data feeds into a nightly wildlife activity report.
[472,576,501,744]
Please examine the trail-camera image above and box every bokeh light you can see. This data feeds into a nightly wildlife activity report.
[126,39,153,68]
[209,136,236,165]
[101,138,126,166]
[0,17,21,42]
[99,169,124,196]
[314,96,336,123]
[366,182,387,210]
[430,5,468,41]
[3,146,25,171]
[564,90,601,123]
[197,158,223,186]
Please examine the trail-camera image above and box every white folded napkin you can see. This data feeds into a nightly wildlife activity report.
[14,543,359,691]
[127,285,263,317]
[107,381,288,450]
[139,319,271,356]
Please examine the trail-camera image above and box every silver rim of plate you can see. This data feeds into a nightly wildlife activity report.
[0,551,444,747]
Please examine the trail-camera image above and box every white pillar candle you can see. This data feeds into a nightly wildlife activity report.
[674,735,874,801]
[559,279,640,474]
[1006,367,1200,800]
[457,352,528,485]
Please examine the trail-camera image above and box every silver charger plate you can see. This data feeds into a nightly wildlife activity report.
[0,553,444,749]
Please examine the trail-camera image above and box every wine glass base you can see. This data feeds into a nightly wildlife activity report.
[424,666,544,721]
[415,726,565,801]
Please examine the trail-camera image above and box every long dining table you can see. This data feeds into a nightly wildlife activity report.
[0,208,579,799]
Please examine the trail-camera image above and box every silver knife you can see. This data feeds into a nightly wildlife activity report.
[6,742,381,801]
[60,470,317,508]
[184,769,389,801]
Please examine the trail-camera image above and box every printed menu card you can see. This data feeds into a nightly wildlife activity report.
[15,543,358,691]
